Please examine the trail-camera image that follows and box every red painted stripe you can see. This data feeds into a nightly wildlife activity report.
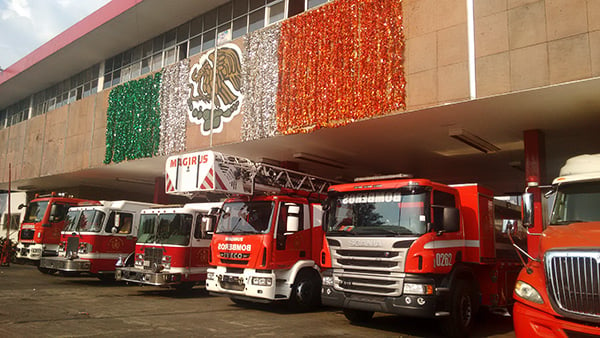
[214,171,226,190]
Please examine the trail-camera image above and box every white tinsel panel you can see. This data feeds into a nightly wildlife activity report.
[159,59,190,156]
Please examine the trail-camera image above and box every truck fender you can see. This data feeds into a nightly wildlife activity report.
[278,260,321,288]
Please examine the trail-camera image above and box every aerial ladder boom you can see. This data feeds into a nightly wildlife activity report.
[165,150,338,198]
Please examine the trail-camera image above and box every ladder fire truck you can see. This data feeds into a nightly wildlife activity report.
[38,200,157,279]
[16,193,99,268]
[164,150,337,310]
[115,202,222,290]
[320,175,523,337]
[513,154,600,337]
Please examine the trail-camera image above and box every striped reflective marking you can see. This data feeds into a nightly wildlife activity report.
[423,240,480,249]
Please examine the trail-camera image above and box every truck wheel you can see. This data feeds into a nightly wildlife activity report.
[343,308,374,323]
[175,282,195,292]
[230,298,252,306]
[97,274,116,282]
[37,266,56,275]
[440,279,476,337]
[289,271,321,312]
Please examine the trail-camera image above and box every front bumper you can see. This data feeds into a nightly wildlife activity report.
[321,285,437,318]
[206,267,281,302]
[40,256,91,272]
[115,267,183,287]
[513,301,600,337]
[16,243,45,260]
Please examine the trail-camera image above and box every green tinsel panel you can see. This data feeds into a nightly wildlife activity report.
[104,73,162,164]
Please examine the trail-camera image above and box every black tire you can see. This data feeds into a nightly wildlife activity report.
[440,279,477,337]
[230,298,252,306]
[97,274,116,282]
[175,282,195,292]
[37,266,56,275]
[288,270,321,312]
[343,308,374,323]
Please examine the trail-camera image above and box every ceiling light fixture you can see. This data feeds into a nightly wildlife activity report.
[449,128,500,154]
[293,152,345,169]
[115,177,155,185]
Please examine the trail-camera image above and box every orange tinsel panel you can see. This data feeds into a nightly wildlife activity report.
[277,0,406,135]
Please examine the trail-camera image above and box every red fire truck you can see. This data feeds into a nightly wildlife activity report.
[320,175,523,337]
[16,192,99,268]
[115,202,222,290]
[38,200,157,279]
[164,150,337,310]
[513,154,600,337]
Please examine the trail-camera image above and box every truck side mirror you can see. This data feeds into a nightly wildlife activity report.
[203,215,216,234]
[49,204,59,222]
[285,205,300,234]
[18,203,26,210]
[522,193,534,228]
[443,207,460,233]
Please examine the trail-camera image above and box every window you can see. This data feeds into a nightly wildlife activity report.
[307,0,328,9]
[2,0,330,122]
[267,1,285,25]
[248,9,265,33]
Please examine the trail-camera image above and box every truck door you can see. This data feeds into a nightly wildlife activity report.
[272,202,311,269]
[191,214,211,270]
[44,202,71,244]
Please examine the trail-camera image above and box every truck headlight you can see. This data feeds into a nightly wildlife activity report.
[161,255,172,269]
[403,283,434,295]
[322,276,334,286]
[135,254,144,266]
[251,277,272,286]
[514,281,544,304]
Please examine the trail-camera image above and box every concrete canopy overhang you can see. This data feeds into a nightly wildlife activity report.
[4,77,599,198]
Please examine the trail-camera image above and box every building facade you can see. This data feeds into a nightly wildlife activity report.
[0,0,598,202]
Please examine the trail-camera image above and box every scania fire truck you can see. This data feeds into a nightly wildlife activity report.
[16,193,99,267]
[320,175,523,337]
[115,203,222,290]
[39,200,156,279]
[513,154,600,337]
[164,150,337,310]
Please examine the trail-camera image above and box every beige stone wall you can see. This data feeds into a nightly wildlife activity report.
[0,93,108,185]
[474,0,599,97]
[404,0,599,105]
[404,0,470,109]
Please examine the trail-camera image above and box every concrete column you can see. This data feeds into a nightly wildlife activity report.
[153,177,169,205]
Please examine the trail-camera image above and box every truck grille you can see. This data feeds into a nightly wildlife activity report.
[20,229,34,240]
[545,250,600,322]
[332,248,406,296]
[66,237,79,255]
[144,247,163,271]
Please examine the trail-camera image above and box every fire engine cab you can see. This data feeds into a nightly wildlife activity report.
[164,150,337,310]
[16,193,99,266]
[320,175,523,337]
[38,200,156,279]
[115,202,222,290]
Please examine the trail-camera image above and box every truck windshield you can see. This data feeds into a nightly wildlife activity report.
[23,201,49,223]
[215,201,274,235]
[326,188,429,236]
[63,210,105,233]
[137,213,193,245]
[550,181,600,225]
